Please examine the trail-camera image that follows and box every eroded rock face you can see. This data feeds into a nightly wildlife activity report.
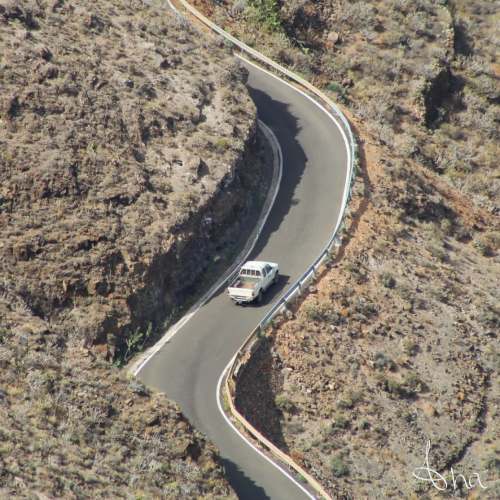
[416,61,453,126]
[0,0,263,348]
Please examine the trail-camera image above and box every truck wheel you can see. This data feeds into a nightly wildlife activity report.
[274,271,279,284]
[257,289,263,303]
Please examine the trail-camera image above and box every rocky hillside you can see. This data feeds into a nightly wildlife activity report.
[0,0,264,355]
[199,0,500,211]
[1,302,236,500]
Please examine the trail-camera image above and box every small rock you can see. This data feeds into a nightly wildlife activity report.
[424,403,436,417]
[92,344,109,360]
[308,286,317,293]
[327,31,339,44]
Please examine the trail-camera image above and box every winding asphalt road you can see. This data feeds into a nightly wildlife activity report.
[137,61,349,500]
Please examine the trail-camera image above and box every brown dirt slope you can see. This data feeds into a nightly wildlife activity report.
[0,0,263,354]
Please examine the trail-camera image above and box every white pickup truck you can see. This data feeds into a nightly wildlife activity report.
[227,261,279,304]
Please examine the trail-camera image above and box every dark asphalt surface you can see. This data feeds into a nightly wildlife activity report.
[137,61,349,500]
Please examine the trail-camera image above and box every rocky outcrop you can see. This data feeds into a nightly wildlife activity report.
[0,0,265,351]
[415,61,453,126]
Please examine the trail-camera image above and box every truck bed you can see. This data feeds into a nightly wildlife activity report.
[230,278,258,290]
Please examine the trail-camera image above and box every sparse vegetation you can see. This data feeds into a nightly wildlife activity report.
[378,271,396,289]
[275,394,294,412]
[0,310,235,499]
[403,339,418,356]
[330,453,349,477]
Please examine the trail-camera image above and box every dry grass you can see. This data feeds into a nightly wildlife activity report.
[0,305,235,499]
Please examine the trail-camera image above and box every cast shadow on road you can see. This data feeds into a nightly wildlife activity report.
[245,86,308,259]
[201,87,307,312]
[219,457,272,500]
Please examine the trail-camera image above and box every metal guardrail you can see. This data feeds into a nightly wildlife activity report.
[224,375,334,500]
[168,1,358,499]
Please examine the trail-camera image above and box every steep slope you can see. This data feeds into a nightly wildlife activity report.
[0,0,264,354]
[186,1,500,497]
[0,0,269,498]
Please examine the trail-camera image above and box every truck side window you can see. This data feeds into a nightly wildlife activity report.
[262,268,267,277]
[265,265,271,273]
[256,271,261,277]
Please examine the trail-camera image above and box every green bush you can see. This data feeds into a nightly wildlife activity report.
[348,389,364,405]
[303,303,323,321]
[330,453,349,477]
[218,138,229,149]
[326,82,342,94]
[403,370,423,391]
[246,0,282,31]
[373,352,394,370]
[484,455,500,471]
[378,271,396,288]
[275,394,293,412]
[337,398,353,409]
[333,414,350,429]
[403,339,418,356]
[387,378,414,398]
[401,411,412,423]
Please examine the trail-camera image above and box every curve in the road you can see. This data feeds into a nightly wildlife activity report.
[131,119,283,377]
[135,58,350,499]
